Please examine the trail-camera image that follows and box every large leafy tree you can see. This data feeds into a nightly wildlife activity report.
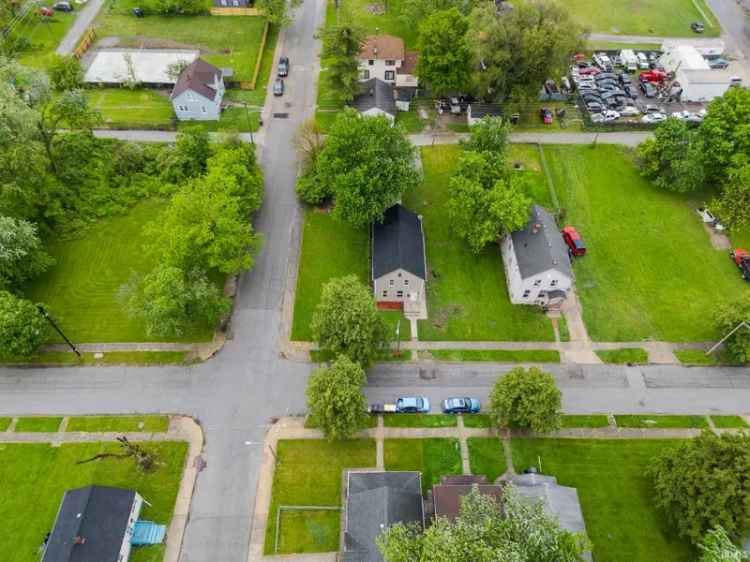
[204,142,264,215]
[489,366,562,433]
[447,151,530,253]
[0,216,53,290]
[311,275,388,367]
[306,355,370,440]
[637,117,704,193]
[416,8,471,97]
[0,290,47,357]
[712,161,750,230]
[698,527,750,562]
[48,55,82,91]
[377,485,589,562]
[467,0,584,102]
[320,17,366,103]
[714,293,750,364]
[462,115,511,156]
[648,431,750,545]
[313,110,419,227]
[257,0,301,27]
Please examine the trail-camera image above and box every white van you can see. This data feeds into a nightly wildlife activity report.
[637,52,649,69]
[620,49,638,72]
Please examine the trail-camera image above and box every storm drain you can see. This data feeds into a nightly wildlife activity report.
[273,112,289,118]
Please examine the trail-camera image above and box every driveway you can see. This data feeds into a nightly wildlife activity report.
[56,0,105,55]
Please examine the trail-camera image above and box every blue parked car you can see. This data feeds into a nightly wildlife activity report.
[395,396,430,413]
[442,397,481,414]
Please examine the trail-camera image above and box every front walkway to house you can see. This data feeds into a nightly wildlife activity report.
[1,415,204,562]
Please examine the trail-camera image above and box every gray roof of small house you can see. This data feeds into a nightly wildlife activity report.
[372,204,426,280]
[510,205,571,280]
[352,78,397,117]
[469,103,502,118]
[344,471,424,562]
[511,473,586,534]
[171,58,222,102]
[42,486,137,562]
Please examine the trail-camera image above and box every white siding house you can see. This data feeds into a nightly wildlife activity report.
[372,205,427,308]
[358,35,417,85]
[171,59,225,121]
[501,205,572,308]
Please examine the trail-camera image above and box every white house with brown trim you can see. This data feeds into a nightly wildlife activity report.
[358,34,418,87]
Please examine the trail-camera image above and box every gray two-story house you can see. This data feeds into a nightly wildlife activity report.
[171,58,225,121]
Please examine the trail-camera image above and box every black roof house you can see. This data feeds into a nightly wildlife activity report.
[343,471,424,562]
[372,204,426,280]
[352,78,397,118]
[42,486,139,562]
[510,205,571,280]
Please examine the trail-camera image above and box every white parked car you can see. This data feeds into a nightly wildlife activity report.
[603,110,620,122]
[590,112,606,123]
[620,106,640,116]
[642,113,667,123]
[685,112,703,123]
[696,207,725,231]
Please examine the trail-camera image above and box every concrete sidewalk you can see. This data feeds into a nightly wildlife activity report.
[409,131,652,148]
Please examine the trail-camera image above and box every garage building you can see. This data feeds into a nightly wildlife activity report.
[659,45,741,102]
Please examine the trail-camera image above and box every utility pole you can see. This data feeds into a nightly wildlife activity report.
[37,305,81,357]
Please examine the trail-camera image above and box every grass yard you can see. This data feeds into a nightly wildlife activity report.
[88,88,175,129]
[595,348,648,364]
[408,146,555,342]
[565,0,719,36]
[326,0,418,49]
[547,145,744,342]
[710,415,749,428]
[674,349,720,365]
[510,438,692,562]
[0,418,11,431]
[290,209,410,342]
[383,438,462,492]
[0,441,187,562]
[383,414,457,428]
[2,351,189,366]
[14,11,77,70]
[587,41,663,52]
[613,414,709,429]
[263,439,375,554]
[25,199,215,343]
[66,415,170,433]
[462,414,492,428]
[467,437,507,482]
[561,414,611,428]
[14,417,63,432]
[424,349,561,362]
[95,8,268,82]
[511,101,583,133]
[303,415,378,429]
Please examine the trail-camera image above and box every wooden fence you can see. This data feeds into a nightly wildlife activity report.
[248,20,270,90]
[73,27,96,60]
[209,6,260,15]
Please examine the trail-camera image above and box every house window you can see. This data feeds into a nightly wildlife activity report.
[359,69,370,80]
[396,290,404,298]
[404,279,409,286]
[368,59,374,66]
[382,290,388,297]
[550,279,558,287]
[385,59,395,66]
[384,70,395,81]
[201,105,207,113]
[389,279,395,287]
[522,289,531,298]
[533,279,541,287]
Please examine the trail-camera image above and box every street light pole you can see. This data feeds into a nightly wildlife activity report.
[36,305,81,357]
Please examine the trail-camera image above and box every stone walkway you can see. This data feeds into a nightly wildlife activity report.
[1,416,203,562]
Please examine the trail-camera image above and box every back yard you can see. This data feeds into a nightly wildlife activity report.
[546,144,745,342]
[408,145,555,341]
[13,11,76,70]
[0,441,187,562]
[25,199,216,343]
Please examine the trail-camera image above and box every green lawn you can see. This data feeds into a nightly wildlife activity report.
[290,209,410,342]
[462,414,492,428]
[566,0,719,36]
[547,145,745,342]
[510,101,584,133]
[425,349,561,362]
[327,0,418,49]
[303,415,378,429]
[0,418,12,431]
[25,199,215,343]
[15,417,63,432]
[263,439,375,554]
[66,415,170,433]
[14,12,77,70]
[467,437,507,482]
[595,348,649,364]
[409,146,555,341]
[587,41,662,52]
[0,441,187,562]
[674,349,720,365]
[383,438,462,492]
[2,351,189,366]
[614,415,708,429]
[88,88,175,129]
[510,438,692,562]
[710,415,749,428]
[561,414,611,428]
[95,9,268,82]
[383,414,457,428]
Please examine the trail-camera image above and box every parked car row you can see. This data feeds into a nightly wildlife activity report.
[273,56,290,96]
[572,68,642,121]
[369,396,481,414]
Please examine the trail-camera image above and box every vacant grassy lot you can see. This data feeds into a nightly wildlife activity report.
[467,437,507,482]
[88,88,175,129]
[15,417,63,432]
[14,11,76,70]
[0,441,187,562]
[510,438,691,562]
[408,146,555,341]
[595,348,649,364]
[614,415,708,429]
[66,415,170,433]
[263,439,375,554]
[384,438,462,492]
[561,414,610,428]
[326,0,418,49]
[25,199,215,343]
[383,414,457,428]
[547,145,744,342]
[711,415,749,428]
[565,0,719,36]
[95,8,268,82]
[424,349,560,362]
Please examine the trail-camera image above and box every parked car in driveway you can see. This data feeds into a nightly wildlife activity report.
[562,226,586,257]
[277,56,289,77]
[273,79,284,96]
[696,207,725,231]
[731,249,750,281]
[442,397,481,414]
[708,57,729,70]
[603,110,620,122]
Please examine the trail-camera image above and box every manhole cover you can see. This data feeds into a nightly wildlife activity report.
[273,112,289,118]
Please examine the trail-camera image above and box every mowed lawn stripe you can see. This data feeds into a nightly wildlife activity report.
[547,145,743,342]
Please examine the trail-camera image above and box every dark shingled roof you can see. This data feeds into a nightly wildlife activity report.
[469,103,503,118]
[372,204,426,280]
[171,58,222,102]
[432,476,503,522]
[344,472,424,562]
[352,78,396,117]
[42,486,137,562]
[510,205,571,279]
